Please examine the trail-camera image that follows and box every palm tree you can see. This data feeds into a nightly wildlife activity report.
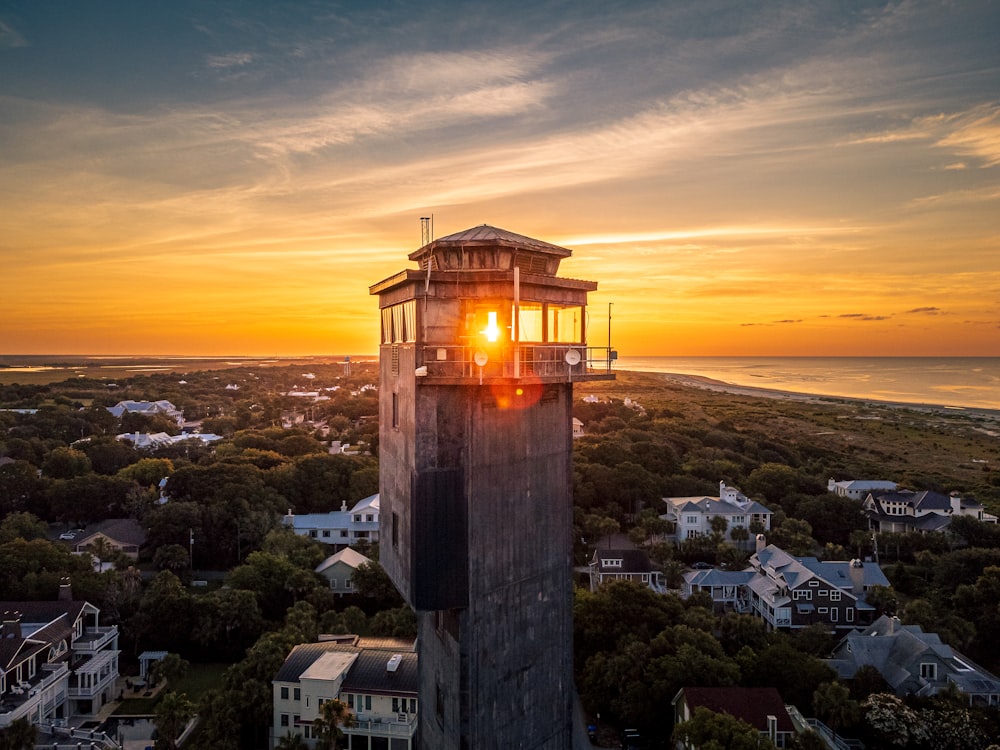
[813,681,859,743]
[154,690,195,750]
[313,698,354,750]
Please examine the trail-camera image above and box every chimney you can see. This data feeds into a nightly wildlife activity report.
[767,715,777,741]
[341,500,348,512]
[2,610,22,639]
[755,534,767,553]
[58,576,73,601]
[387,654,402,672]
[950,491,961,514]
[848,559,865,595]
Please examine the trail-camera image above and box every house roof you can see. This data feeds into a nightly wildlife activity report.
[683,569,756,588]
[592,548,657,574]
[676,687,795,733]
[410,224,572,261]
[274,637,418,697]
[275,641,359,683]
[828,615,1000,697]
[340,647,418,697]
[316,547,372,574]
[73,518,146,548]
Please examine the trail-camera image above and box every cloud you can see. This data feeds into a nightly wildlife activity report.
[207,52,255,69]
[0,20,27,49]
[774,319,803,324]
[905,307,941,314]
[839,313,891,321]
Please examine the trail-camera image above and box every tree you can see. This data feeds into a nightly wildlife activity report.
[709,515,729,541]
[154,691,195,750]
[41,446,91,479]
[812,682,859,742]
[148,653,190,688]
[0,717,36,750]
[351,561,404,608]
[313,698,354,750]
[672,706,776,750]
[0,511,48,543]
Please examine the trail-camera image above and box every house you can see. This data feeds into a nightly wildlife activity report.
[271,636,417,749]
[69,518,146,561]
[589,549,662,592]
[315,548,372,595]
[662,481,772,546]
[864,489,997,533]
[672,686,796,749]
[826,615,1000,707]
[747,544,889,632]
[283,494,380,547]
[1,582,120,733]
[828,478,897,500]
[572,417,585,439]
[681,569,757,613]
[116,431,224,450]
[106,399,184,425]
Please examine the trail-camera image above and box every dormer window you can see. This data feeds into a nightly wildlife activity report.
[603,558,623,568]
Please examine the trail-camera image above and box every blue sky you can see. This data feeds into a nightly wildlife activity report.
[1,1,998,355]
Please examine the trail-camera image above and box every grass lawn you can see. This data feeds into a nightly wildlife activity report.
[113,662,229,716]
[170,662,228,702]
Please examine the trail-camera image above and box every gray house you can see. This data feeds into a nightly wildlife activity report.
[826,615,1000,707]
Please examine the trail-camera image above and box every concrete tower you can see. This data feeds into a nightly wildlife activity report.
[370,225,614,750]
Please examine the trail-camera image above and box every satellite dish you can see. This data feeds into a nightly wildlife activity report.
[564,349,581,366]
[474,351,489,367]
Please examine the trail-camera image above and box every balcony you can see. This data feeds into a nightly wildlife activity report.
[73,625,118,654]
[416,344,615,384]
[0,664,69,728]
[347,712,417,739]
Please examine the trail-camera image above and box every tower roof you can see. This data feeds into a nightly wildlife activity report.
[409,224,571,276]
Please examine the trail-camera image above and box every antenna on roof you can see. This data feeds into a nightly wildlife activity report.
[420,215,434,247]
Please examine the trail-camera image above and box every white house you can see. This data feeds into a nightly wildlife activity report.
[271,636,417,749]
[1,583,119,735]
[315,548,373,595]
[662,481,772,546]
[864,489,998,534]
[284,494,380,547]
[828,478,898,500]
[106,400,184,425]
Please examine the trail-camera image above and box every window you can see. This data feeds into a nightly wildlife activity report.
[347,694,354,709]
[365,695,372,711]
[293,688,301,701]
[354,515,361,523]
[280,687,289,700]
[309,530,317,538]
[830,609,838,622]
[280,714,289,727]
[345,578,352,589]
[410,699,417,714]
[846,608,855,622]
[686,516,699,525]
[603,558,622,568]
[366,514,374,522]
[920,663,938,680]
[818,607,829,614]
[808,580,819,587]
[322,530,330,538]
[829,590,842,601]
[793,590,812,601]
[330,579,338,589]
[392,698,399,712]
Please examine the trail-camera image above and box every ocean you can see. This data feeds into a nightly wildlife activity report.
[612,357,1000,412]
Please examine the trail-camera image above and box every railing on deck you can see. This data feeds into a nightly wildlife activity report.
[418,344,614,380]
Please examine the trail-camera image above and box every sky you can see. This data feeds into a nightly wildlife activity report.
[1,1,999,358]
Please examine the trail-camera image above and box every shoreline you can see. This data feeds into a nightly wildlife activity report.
[646,371,1000,423]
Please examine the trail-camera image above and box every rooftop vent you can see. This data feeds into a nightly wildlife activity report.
[387,654,402,673]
